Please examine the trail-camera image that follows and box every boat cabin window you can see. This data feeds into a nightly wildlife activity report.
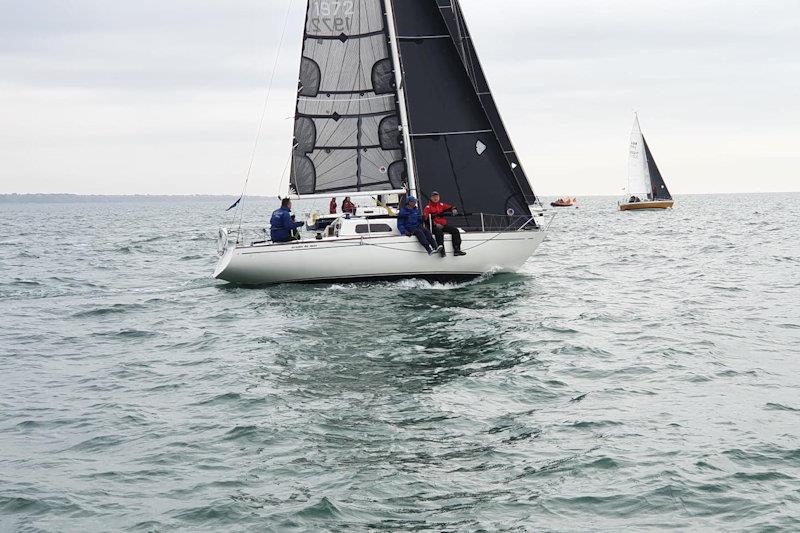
[355,223,393,234]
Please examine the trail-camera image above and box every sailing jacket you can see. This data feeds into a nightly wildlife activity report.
[397,206,423,235]
[423,201,455,226]
[269,207,303,242]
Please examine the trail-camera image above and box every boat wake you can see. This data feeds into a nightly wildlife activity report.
[318,268,504,291]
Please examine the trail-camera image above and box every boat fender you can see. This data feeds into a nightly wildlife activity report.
[217,227,229,256]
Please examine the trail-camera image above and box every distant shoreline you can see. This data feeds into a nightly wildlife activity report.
[0,192,796,203]
[0,194,267,203]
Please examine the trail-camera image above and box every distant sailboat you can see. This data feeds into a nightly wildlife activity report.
[619,114,674,211]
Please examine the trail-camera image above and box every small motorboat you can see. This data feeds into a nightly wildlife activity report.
[550,197,577,207]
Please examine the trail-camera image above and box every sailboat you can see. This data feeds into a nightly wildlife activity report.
[619,114,674,211]
[214,0,551,285]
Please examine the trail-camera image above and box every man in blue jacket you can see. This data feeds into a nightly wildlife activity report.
[397,196,442,256]
[270,198,304,243]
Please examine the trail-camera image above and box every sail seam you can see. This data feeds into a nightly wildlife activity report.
[315,145,382,150]
[300,94,393,102]
[297,110,394,119]
[410,129,492,137]
[307,29,384,40]
[397,35,451,40]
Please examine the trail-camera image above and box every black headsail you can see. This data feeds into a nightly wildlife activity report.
[290,0,407,196]
[436,0,536,205]
[642,136,672,200]
[391,0,534,222]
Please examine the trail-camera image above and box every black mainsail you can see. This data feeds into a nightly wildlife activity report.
[391,0,534,220]
[290,0,407,196]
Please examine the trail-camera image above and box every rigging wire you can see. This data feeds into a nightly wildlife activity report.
[232,0,296,243]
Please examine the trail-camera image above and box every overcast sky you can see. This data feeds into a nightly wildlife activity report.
[1,0,798,196]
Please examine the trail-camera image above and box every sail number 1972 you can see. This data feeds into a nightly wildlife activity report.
[313,1,354,16]
[310,1,355,32]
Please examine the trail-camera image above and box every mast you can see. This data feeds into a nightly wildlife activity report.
[384,0,418,198]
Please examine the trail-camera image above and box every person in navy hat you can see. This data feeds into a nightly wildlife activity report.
[397,196,442,256]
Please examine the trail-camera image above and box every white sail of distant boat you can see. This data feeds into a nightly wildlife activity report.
[620,113,674,211]
[214,0,552,285]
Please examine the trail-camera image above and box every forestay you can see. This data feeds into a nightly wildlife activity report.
[290,0,407,196]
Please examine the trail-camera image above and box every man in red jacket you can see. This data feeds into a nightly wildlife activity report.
[423,191,466,257]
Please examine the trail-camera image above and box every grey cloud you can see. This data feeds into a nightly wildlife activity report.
[0,0,798,195]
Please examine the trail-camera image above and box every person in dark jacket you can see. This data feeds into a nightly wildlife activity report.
[329,197,337,214]
[342,197,355,214]
[397,196,441,256]
[423,191,466,257]
[270,198,304,243]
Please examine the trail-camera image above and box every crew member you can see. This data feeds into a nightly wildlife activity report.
[270,198,304,243]
[397,196,441,256]
[329,197,337,214]
[342,196,355,214]
[423,191,466,256]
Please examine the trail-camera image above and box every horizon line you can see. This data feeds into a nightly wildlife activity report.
[1,191,799,199]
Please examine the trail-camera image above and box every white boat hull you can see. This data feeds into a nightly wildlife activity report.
[214,229,547,285]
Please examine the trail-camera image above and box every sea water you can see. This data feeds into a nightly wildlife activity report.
[1,194,798,531]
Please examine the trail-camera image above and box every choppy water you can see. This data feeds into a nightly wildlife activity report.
[1,193,799,531]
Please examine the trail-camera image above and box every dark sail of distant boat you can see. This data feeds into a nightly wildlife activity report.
[642,136,672,201]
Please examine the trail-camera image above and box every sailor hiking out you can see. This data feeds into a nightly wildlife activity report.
[397,197,442,256]
[423,191,466,257]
